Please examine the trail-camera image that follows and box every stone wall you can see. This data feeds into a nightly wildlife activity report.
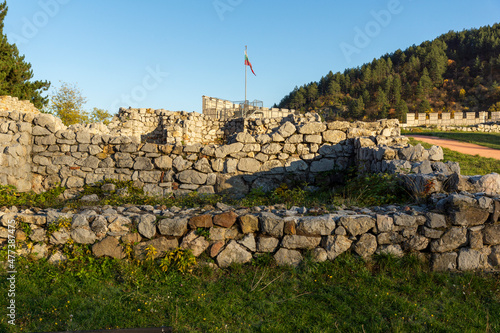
[2,103,479,199]
[1,190,499,272]
[202,95,296,120]
[0,96,39,114]
[403,111,500,128]
[25,112,409,198]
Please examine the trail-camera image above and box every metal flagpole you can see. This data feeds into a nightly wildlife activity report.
[244,45,247,118]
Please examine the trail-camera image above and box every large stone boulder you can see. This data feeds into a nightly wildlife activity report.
[216,240,253,268]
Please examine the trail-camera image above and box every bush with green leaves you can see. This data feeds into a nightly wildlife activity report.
[339,173,411,207]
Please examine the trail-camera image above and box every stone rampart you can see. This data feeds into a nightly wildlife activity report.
[1,191,499,272]
[1,109,411,198]
[3,103,488,200]
[404,111,500,130]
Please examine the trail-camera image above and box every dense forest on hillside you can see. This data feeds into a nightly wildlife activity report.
[276,23,500,122]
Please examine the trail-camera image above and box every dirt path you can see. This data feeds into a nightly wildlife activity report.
[407,135,500,160]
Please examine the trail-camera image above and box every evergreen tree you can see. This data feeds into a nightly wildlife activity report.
[395,100,409,122]
[418,99,431,113]
[276,23,500,119]
[349,97,364,119]
[0,1,50,108]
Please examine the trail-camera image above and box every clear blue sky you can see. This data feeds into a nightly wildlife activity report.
[4,0,500,114]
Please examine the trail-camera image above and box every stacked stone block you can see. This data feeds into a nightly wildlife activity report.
[1,191,499,272]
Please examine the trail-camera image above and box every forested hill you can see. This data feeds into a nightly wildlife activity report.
[276,23,500,122]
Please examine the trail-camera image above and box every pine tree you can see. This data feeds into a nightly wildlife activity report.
[395,100,409,122]
[0,2,50,108]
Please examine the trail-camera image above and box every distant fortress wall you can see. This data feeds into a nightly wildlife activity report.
[202,95,296,120]
[403,111,500,128]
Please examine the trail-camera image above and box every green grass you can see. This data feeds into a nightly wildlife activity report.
[0,172,413,212]
[408,138,500,176]
[403,129,500,151]
[1,253,499,332]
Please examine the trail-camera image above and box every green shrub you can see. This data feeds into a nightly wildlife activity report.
[160,248,197,274]
[339,173,411,207]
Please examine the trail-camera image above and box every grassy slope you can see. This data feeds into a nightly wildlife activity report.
[408,137,500,176]
[403,130,500,151]
[1,255,499,332]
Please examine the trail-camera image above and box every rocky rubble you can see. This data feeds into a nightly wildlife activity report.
[1,191,499,272]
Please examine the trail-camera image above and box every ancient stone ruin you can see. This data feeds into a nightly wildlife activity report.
[0,96,499,271]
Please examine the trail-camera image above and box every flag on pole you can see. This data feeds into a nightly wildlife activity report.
[245,50,256,76]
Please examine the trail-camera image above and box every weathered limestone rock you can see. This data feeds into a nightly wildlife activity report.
[425,212,447,229]
[322,235,352,260]
[71,228,96,244]
[312,248,328,262]
[180,231,209,257]
[136,214,157,239]
[188,214,213,229]
[483,224,500,245]
[322,130,346,143]
[177,170,207,185]
[133,157,154,170]
[457,248,484,271]
[92,236,126,259]
[154,156,173,170]
[257,236,279,252]
[193,158,212,173]
[172,156,192,172]
[281,235,321,249]
[431,252,457,271]
[237,158,261,173]
[49,229,70,244]
[215,174,249,199]
[376,214,393,232]
[261,143,282,155]
[158,217,188,237]
[91,215,108,237]
[376,244,404,257]
[259,212,284,238]
[134,237,178,259]
[451,208,489,227]
[399,144,429,162]
[216,240,252,268]
[394,213,417,227]
[274,248,303,266]
[430,227,467,253]
[31,243,48,260]
[340,215,376,236]
[238,233,257,252]
[235,132,256,144]
[239,215,259,234]
[354,233,377,257]
[310,159,335,173]
[299,122,326,134]
[215,142,243,158]
[476,173,500,196]
[296,215,336,236]
[213,211,238,228]
[428,145,444,161]
[277,121,296,138]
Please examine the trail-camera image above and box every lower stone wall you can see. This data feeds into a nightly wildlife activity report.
[429,122,500,133]
[2,192,499,272]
